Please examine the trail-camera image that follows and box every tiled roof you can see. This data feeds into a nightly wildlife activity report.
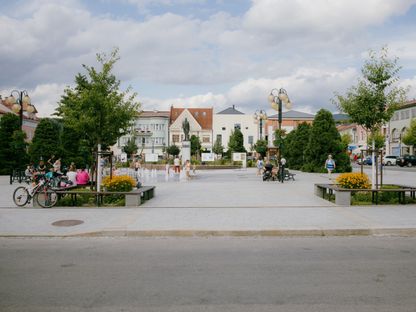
[170,107,213,130]
[268,110,314,120]
[217,106,244,115]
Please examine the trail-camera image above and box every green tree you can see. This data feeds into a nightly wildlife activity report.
[273,129,287,149]
[402,118,416,149]
[228,128,246,153]
[333,47,407,187]
[0,113,28,174]
[29,118,61,164]
[304,109,351,173]
[123,137,138,159]
[254,139,268,157]
[367,132,385,149]
[212,137,224,156]
[190,135,201,157]
[283,122,311,170]
[56,48,140,160]
[166,145,180,157]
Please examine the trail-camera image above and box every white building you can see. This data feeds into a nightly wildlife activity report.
[388,99,416,156]
[213,106,259,152]
[169,107,213,152]
[113,110,170,158]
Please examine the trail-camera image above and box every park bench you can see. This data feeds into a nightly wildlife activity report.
[283,169,296,181]
[53,186,155,207]
[315,183,416,206]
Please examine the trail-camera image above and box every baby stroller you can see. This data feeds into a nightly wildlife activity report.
[263,163,277,181]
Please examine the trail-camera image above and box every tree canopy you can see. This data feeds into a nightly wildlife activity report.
[56,48,140,155]
[212,137,224,156]
[254,139,268,157]
[190,135,201,156]
[228,128,246,153]
[334,47,407,134]
[0,113,28,173]
[29,118,61,164]
[304,109,351,173]
[283,122,311,170]
[402,118,416,148]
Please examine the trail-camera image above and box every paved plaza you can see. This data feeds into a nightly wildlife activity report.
[0,167,416,237]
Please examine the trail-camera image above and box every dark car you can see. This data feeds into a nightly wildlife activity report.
[397,155,416,167]
[357,156,372,165]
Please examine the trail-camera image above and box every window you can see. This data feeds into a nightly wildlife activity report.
[172,135,179,143]
[202,112,206,117]
[202,136,210,143]
[216,134,222,142]
[248,136,253,144]
[222,127,226,131]
[234,123,241,130]
[194,112,199,117]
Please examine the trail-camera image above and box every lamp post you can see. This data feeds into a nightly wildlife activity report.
[6,90,35,129]
[254,109,267,140]
[268,88,292,182]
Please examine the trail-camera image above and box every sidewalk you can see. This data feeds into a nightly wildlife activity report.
[1,168,416,237]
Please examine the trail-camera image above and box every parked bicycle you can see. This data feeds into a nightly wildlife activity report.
[13,174,58,208]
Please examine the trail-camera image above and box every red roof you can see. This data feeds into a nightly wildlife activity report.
[170,107,213,130]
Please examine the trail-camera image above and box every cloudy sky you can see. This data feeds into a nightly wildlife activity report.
[1,0,416,117]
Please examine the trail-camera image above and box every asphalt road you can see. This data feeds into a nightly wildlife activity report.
[1,237,416,312]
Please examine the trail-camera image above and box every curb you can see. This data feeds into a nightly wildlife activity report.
[2,228,416,238]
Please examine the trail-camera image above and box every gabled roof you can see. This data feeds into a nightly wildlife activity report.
[170,107,213,130]
[268,110,314,120]
[217,106,244,115]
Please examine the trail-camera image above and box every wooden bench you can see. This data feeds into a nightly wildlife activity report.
[315,183,416,206]
[54,186,156,207]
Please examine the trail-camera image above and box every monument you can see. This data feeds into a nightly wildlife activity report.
[181,118,191,163]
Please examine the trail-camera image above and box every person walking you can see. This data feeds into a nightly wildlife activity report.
[325,154,336,179]
[256,157,264,176]
[174,156,181,173]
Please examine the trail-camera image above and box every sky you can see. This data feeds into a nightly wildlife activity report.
[1,0,416,117]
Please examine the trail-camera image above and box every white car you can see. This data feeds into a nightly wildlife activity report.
[382,155,398,166]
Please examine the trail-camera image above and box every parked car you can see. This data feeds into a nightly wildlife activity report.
[397,155,416,167]
[382,155,399,166]
[357,156,372,165]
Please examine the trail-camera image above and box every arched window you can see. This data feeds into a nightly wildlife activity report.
[391,128,397,142]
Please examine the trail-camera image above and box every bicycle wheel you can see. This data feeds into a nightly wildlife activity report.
[13,186,30,207]
[35,188,58,208]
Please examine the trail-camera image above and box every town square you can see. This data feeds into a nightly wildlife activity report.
[1,1,416,311]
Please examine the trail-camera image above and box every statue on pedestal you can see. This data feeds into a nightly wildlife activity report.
[182,118,190,141]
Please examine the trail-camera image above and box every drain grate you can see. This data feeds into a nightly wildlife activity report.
[52,220,84,227]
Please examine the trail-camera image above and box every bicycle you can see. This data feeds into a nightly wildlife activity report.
[13,175,58,208]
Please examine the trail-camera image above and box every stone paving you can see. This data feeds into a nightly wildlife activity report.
[0,167,416,237]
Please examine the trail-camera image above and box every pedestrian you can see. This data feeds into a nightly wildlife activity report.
[174,156,181,173]
[185,160,191,180]
[256,157,264,176]
[325,154,336,179]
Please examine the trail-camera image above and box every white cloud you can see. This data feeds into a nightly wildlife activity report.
[244,0,416,35]
[29,83,67,117]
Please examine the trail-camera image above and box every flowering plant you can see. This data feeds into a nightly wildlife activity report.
[102,175,136,192]
[336,173,371,189]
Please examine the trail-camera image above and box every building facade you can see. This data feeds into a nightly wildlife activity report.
[336,123,368,153]
[113,110,170,158]
[169,107,213,152]
[213,106,258,152]
[388,99,416,156]
[265,110,314,146]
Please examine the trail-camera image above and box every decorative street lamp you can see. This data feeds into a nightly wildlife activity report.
[268,88,292,182]
[6,90,35,129]
[254,109,268,140]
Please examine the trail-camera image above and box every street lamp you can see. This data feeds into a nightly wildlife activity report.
[268,88,292,182]
[6,90,35,129]
[254,109,267,140]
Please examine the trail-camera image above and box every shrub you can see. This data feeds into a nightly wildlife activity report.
[102,175,136,192]
[336,173,370,189]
